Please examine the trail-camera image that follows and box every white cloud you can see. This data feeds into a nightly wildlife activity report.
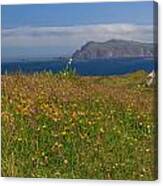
[2,23,153,52]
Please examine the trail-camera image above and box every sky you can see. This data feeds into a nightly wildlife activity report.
[1,1,155,59]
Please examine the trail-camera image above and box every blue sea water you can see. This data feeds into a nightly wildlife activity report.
[1,58,156,76]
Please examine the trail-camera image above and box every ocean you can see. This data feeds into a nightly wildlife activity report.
[1,57,156,76]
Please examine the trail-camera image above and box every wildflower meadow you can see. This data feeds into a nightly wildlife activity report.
[1,70,157,180]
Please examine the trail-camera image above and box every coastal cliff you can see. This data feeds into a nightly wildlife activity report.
[72,39,154,60]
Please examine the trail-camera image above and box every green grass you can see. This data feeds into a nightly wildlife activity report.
[1,70,157,180]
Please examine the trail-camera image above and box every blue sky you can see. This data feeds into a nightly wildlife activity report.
[2,1,155,59]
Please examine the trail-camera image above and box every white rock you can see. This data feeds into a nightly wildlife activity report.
[146,70,155,86]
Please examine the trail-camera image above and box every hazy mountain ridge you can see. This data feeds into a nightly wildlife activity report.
[72,39,154,60]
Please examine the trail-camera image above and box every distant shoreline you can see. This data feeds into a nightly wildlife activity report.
[1,56,154,64]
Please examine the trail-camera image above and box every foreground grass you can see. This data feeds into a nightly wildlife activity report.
[1,71,157,180]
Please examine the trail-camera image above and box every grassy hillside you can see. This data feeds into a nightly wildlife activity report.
[1,71,157,180]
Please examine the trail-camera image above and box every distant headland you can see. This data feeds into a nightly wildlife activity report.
[72,39,154,60]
